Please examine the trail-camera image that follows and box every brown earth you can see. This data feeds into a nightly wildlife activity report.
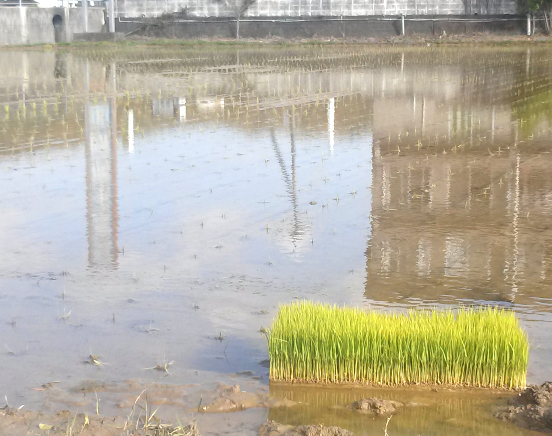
[494,382,552,433]
[259,420,355,436]
[199,383,299,413]
[349,397,403,415]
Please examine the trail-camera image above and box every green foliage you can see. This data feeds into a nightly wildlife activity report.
[267,301,529,388]
[518,0,552,13]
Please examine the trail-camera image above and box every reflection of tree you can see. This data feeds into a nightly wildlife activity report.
[506,50,552,138]
[270,111,302,248]
[54,53,67,79]
[512,88,552,137]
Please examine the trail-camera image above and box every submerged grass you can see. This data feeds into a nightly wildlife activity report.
[267,301,529,388]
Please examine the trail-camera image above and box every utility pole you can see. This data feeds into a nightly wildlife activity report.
[83,0,88,32]
[108,0,115,32]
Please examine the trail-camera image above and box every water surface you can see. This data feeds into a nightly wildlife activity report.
[0,45,550,435]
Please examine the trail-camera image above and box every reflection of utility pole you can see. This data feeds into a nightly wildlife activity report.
[177,97,186,121]
[128,109,134,153]
[491,105,495,144]
[328,97,335,154]
[290,110,298,243]
[270,108,302,248]
[84,60,119,268]
[511,153,520,300]
[421,96,425,135]
[21,52,28,107]
[110,62,119,266]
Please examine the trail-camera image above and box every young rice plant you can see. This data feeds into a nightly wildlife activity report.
[266,301,529,388]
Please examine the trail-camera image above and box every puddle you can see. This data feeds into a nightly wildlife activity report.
[0,45,551,434]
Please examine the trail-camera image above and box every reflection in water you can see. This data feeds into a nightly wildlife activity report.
[54,52,67,79]
[268,384,529,436]
[84,62,119,269]
[328,97,335,154]
[128,109,134,153]
[84,102,119,268]
[177,97,186,121]
[366,91,552,306]
[1,47,552,431]
[270,111,304,251]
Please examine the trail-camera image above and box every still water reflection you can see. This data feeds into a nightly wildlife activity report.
[0,46,551,435]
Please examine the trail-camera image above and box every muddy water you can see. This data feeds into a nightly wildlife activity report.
[0,45,551,435]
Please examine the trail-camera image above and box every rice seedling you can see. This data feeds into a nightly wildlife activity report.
[266,301,529,388]
[145,360,175,374]
[83,354,105,367]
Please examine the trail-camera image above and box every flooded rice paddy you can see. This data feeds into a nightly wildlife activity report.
[0,44,551,435]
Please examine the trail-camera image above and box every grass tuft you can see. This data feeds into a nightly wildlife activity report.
[266,301,529,388]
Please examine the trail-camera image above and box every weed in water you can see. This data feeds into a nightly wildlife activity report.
[83,354,105,367]
[145,360,175,375]
[123,390,200,435]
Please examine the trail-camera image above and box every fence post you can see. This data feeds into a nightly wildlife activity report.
[401,14,405,35]
[527,13,531,36]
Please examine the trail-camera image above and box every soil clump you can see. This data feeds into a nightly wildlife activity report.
[259,420,355,436]
[494,382,552,432]
[349,398,403,415]
[199,384,299,413]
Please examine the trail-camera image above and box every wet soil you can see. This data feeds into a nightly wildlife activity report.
[259,420,354,436]
[0,407,201,436]
[0,408,127,436]
[349,397,404,415]
[494,382,552,433]
[1,381,545,436]
[0,407,355,436]
[200,384,299,413]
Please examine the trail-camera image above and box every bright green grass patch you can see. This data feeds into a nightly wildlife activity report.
[266,301,529,388]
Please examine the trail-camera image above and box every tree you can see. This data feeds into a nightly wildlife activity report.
[235,0,256,39]
[518,0,552,31]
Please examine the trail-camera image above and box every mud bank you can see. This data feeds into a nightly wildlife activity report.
[2,33,552,50]
[494,382,552,432]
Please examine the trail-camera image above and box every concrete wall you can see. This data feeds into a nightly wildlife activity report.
[0,7,104,45]
[117,0,517,18]
[117,15,526,38]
